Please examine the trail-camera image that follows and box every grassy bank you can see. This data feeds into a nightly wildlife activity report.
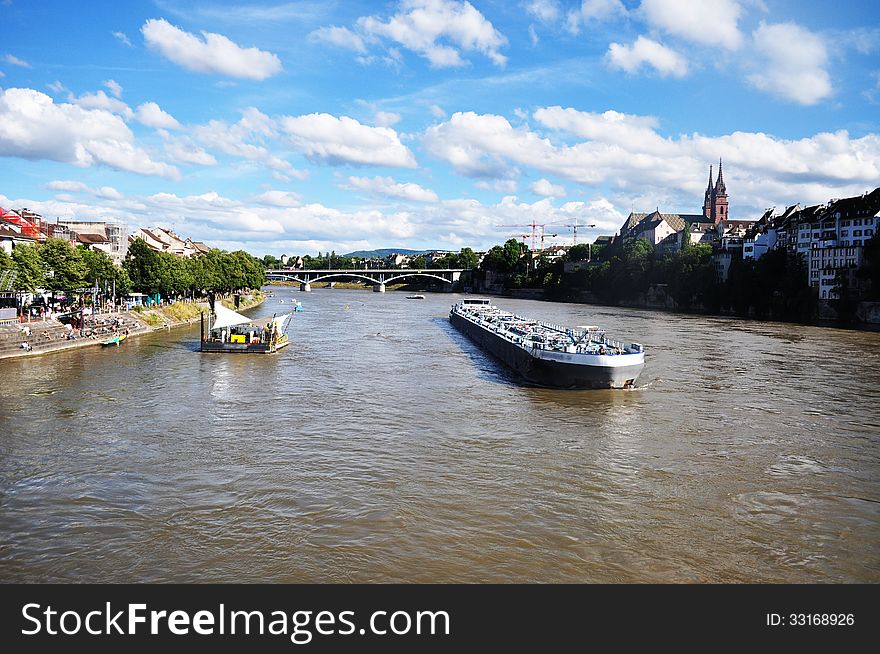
[131,290,265,328]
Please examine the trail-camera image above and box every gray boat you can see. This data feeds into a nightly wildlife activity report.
[450,298,645,389]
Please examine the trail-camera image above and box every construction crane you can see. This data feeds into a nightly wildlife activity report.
[500,222,557,252]
[548,220,597,246]
[509,231,558,253]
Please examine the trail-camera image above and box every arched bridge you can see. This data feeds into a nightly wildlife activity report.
[265,268,466,292]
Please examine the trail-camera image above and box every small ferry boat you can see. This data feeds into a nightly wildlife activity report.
[102,333,127,347]
[200,303,291,354]
[406,294,426,299]
[449,298,645,389]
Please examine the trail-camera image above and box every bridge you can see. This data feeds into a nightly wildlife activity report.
[265,268,467,292]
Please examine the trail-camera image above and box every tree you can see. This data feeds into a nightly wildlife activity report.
[858,233,880,300]
[0,248,12,271]
[12,243,46,291]
[40,238,87,291]
[411,255,427,270]
[459,247,478,269]
[124,238,163,295]
[81,248,117,285]
[831,269,858,323]
[567,244,592,261]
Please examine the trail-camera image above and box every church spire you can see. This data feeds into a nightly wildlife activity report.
[714,158,726,196]
[703,164,714,220]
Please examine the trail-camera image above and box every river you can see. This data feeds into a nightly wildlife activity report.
[1,286,878,582]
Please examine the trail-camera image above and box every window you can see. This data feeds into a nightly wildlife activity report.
[854,230,862,237]
[855,219,862,226]
[867,229,874,237]
[841,230,849,236]
[842,220,851,226]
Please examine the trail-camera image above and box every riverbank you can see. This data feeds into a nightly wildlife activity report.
[0,291,265,360]
[482,286,880,331]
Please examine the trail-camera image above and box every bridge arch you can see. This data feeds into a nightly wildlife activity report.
[266,273,308,284]
[382,273,453,285]
[306,273,381,285]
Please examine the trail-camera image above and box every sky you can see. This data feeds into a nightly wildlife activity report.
[1,0,879,257]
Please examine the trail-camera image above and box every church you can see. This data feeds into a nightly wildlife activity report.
[618,160,752,254]
[702,160,728,224]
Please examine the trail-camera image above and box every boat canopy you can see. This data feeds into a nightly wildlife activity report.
[270,313,291,334]
[211,303,252,330]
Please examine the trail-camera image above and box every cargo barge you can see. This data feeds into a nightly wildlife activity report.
[450,298,644,389]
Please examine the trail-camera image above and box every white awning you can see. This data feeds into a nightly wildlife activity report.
[270,313,291,334]
[211,303,252,330]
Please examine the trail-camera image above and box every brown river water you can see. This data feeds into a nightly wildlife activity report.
[1,286,878,582]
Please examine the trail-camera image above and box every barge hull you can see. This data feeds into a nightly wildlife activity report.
[450,311,643,389]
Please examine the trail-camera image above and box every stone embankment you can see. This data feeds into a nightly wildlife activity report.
[0,291,264,360]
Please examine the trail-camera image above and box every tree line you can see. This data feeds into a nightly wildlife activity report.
[473,235,867,322]
[261,248,480,271]
[0,238,266,299]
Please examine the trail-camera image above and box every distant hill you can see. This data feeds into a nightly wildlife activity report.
[342,248,436,258]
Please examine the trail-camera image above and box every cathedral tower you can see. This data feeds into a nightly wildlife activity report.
[713,159,728,224]
[703,165,714,220]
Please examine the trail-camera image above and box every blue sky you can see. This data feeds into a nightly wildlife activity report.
[1,0,878,256]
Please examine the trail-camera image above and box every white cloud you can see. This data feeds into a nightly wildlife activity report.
[606,36,688,78]
[46,80,65,93]
[423,107,880,217]
[281,113,417,167]
[530,178,566,197]
[747,22,832,106]
[640,0,743,50]
[255,190,302,207]
[374,111,401,127]
[70,89,134,119]
[355,0,508,68]
[113,31,133,47]
[47,180,90,193]
[141,18,283,80]
[566,0,627,33]
[345,175,439,202]
[161,135,218,166]
[0,87,179,179]
[309,25,368,53]
[103,79,123,98]
[528,25,539,47]
[430,104,447,118]
[525,0,560,23]
[193,107,301,174]
[475,179,518,193]
[3,54,31,68]
[136,101,181,129]
[46,180,124,200]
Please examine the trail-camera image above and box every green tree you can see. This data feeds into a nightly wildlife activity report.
[411,255,427,269]
[0,248,12,271]
[81,248,117,285]
[262,254,281,268]
[858,233,880,300]
[124,238,163,295]
[459,247,478,269]
[831,270,858,323]
[12,243,46,291]
[40,238,87,292]
[567,244,592,261]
